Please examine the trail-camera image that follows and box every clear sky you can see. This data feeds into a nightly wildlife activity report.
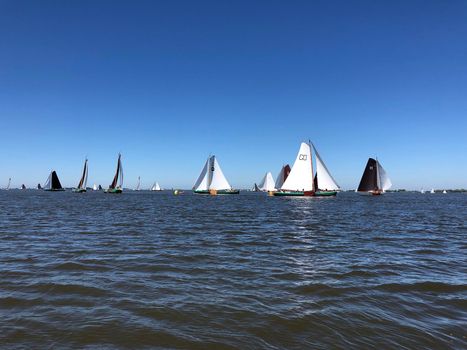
[1,0,466,190]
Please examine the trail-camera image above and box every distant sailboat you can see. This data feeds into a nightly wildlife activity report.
[37,183,42,190]
[193,155,239,195]
[151,182,162,191]
[98,184,102,191]
[73,158,88,193]
[251,183,261,192]
[258,172,276,192]
[312,143,340,196]
[442,190,447,194]
[93,184,98,191]
[5,177,11,190]
[274,142,315,196]
[21,184,26,190]
[274,164,291,190]
[420,189,425,194]
[356,158,391,195]
[135,176,141,191]
[104,154,123,194]
[43,171,65,191]
[430,189,435,194]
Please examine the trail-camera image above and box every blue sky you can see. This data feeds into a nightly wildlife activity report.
[1,0,466,189]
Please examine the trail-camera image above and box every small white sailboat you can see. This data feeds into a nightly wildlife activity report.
[356,158,391,195]
[430,188,435,194]
[420,189,425,194]
[258,172,276,192]
[151,182,162,191]
[193,155,239,195]
[43,171,65,191]
[73,158,88,193]
[442,190,447,194]
[93,184,98,191]
[135,176,141,191]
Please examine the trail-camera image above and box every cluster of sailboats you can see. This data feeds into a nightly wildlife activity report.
[194,141,392,196]
[2,141,398,196]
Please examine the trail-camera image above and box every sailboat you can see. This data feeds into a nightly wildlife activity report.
[251,183,260,192]
[193,155,239,195]
[37,183,42,190]
[274,142,314,196]
[93,184,98,191]
[21,184,26,190]
[104,154,123,194]
[430,188,435,194]
[442,190,447,194]
[312,143,340,196]
[151,182,162,191]
[274,164,291,190]
[135,176,141,191]
[43,171,65,191]
[258,172,276,192]
[73,158,88,193]
[420,189,425,194]
[98,185,103,191]
[5,178,11,190]
[356,158,391,195]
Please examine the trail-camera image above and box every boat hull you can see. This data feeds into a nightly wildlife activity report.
[193,189,240,195]
[72,188,86,193]
[357,190,383,196]
[104,188,123,194]
[273,191,314,197]
[44,189,65,192]
[315,191,337,197]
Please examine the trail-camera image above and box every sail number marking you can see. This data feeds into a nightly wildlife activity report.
[299,154,307,160]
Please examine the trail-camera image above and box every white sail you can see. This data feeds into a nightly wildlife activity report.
[83,163,88,189]
[259,172,276,191]
[209,156,232,190]
[313,145,340,191]
[135,176,141,191]
[377,161,392,192]
[281,142,313,191]
[155,182,161,191]
[43,172,52,190]
[118,158,124,188]
[193,158,210,191]
[93,184,98,191]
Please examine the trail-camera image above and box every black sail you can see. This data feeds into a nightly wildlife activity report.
[110,154,121,189]
[37,183,42,189]
[51,171,63,190]
[357,158,378,192]
[78,160,87,189]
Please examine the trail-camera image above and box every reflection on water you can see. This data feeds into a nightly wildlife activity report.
[0,191,466,349]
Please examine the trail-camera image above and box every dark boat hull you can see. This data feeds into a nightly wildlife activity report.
[273,191,314,197]
[194,190,240,195]
[314,191,338,197]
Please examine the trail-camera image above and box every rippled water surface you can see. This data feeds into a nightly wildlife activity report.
[0,191,466,349]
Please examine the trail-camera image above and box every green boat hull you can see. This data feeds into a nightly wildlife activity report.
[315,191,338,197]
[193,189,240,195]
[73,188,87,193]
[104,188,123,194]
[273,191,314,197]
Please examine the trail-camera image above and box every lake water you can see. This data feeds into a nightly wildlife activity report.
[0,191,466,349]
